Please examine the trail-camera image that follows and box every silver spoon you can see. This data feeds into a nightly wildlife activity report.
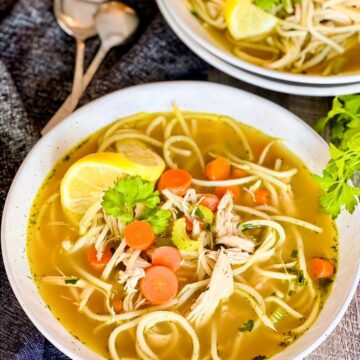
[53,0,100,110]
[42,2,139,135]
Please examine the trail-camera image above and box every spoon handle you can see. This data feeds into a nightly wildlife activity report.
[41,46,107,135]
[70,39,85,109]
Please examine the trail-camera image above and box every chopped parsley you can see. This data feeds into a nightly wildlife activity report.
[238,319,254,332]
[297,270,305,286]
[64,278,79,285]
[290,249,298,258]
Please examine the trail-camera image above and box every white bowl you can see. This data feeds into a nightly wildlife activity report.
[157,0,360,97]
[1,82,360,360]
[159,0,360,86]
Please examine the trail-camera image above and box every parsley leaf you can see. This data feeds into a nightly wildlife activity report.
[255,0,299,13]
[140,208,171,235]
[314,95,360,218]
[239,319,254,332]
[102,176,170,234]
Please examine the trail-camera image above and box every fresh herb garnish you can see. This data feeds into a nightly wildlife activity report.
[102,176,170,234]
[252,355,267,360]
[290,249,298,258]
[255,0,300,13]
[64,278,79,285]
[314,95,360,218]
[240,223,257,231]
[319,278,333,289]
[139,208,171,235]
[297,270,305,286]
[239,319,254,332]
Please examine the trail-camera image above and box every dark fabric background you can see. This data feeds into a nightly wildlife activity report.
[0,0,206,358]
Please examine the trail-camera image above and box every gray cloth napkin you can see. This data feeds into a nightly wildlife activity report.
[0,0,206,358]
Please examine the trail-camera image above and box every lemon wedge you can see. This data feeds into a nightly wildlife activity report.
[60,145,165,216]
[224,0,278,40]
[115,140,165,181]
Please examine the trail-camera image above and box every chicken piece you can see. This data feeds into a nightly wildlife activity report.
[215,191,240,238]
[216,235,255,253]
[187,249,234,327]
[119,267,146,294]
[118,249,151,294]
[206,248,250,265]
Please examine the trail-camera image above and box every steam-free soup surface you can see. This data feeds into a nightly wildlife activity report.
[28,111,337,359]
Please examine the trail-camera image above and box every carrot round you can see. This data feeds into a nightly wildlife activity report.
[112,298,123,314]
[198,193,220,212]
[204,157,231,180]
[158,169,192,196]
[185,216,193,232]
[124,221,155,250]
[255,188,270,205]
[140,265,178,304]
[215,185,241,203]
[87,244,112,271]
[310,258,334,279]
[232,168,247,179]
[152,246,183,272]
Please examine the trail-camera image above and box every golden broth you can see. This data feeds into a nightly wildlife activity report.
[204,24,360,76]
[28,112,338,359]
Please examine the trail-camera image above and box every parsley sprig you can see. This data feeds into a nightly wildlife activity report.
[255,0,299,13]
[102,176,171,234]
[314,95,360,218]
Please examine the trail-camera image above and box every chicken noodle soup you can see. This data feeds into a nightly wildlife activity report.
[28,107,338,359]
[185,0,360,75]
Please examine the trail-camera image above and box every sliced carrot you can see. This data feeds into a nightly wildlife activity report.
[231,168,247,179]
[215,185,241,203]
[310,258,334,279]
[87,244,112,271]
[255,188,270,205]
[158,169,192,196]
[204,157,231,180]
[185,216,193,232]
[152,246,183,272]
[112,298,123,314]
[198,193,220,212]
[124,221,155,250]
[140,265,178,304]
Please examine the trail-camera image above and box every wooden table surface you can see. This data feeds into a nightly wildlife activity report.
[208,68,360,360]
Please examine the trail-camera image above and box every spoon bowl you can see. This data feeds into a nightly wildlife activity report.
[95,2,139,51]
[54,0,100,40]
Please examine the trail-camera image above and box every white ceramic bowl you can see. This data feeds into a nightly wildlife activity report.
[2,82,360,360]
[159,0,360,86]
[157,0,360,97]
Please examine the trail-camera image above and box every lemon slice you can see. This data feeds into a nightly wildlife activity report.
[60,146,165,216]
[115,140,165,182]
[224,0,278,40]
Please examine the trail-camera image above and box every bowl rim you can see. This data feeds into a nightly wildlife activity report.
[1,81,360,360]
[157,0,360,97]
[160,0,360,85]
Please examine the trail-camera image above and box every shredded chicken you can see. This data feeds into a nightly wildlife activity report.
[187,249,234,327]
[207,248,250,265]
[216,235,255,253]
[215,191,240,237]
[117,249,151,294]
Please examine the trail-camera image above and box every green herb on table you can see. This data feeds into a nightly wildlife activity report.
[313,95,360,218]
